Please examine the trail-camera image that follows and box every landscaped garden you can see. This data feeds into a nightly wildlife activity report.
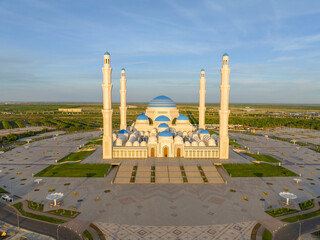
[223,163,298,177]
[299,199,314,210]
[35,163,111,177]
[265,207,299,217]
[244,153,281,163]
[28,200,44,211]
[13,202,66,224]
[48,208,80,218]
[57,150,95,163]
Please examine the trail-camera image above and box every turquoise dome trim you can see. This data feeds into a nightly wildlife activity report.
[104,51,110,55]
[177,114,189,121]
[155,115,170,122]
[158,130,172,137]
[200,129,210,134]
[158,123,169,128]
[137,113,148,120]
[118,129,128,134]
[223,53,229,57]
[201,69,205,71]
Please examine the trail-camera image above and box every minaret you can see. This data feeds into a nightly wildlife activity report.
[120,68,127,131]
[219,53,230,159]
[198,69,206,130]
[102,51,113,159]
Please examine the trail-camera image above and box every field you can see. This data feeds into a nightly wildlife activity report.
[244,153,281,163]
[34,163,111,177]
[223,163,298,177]
[0,103,319,136]
[58,150,95,163]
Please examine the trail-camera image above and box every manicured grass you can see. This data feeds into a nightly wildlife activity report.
[13,202,66,224]
[73,138,84,141]
[0,187,9,194]
[299,199,314,210]
[244,153,281,163]
[265,207,299,217]
[28,200,44,211]
[83,230,93,240]
[223,163,298,177]
[85,139,102,146]
[48,209,80,218]
[35,163,111,177]
[310,147,320,153]
[281,209,320,223]
[263,229,272,240]
[57,150,94,163]
[229,139,241,147]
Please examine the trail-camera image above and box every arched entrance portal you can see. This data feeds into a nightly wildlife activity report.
[163,147,168,157]
[177,148,181,157]
[151,148,155,157]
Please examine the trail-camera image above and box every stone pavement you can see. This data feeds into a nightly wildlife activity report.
[94,221,257,240]
[0,220,54,240]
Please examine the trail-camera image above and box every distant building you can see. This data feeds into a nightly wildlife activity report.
[58,108,83,113]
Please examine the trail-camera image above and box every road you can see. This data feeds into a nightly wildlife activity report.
[274,216,320,240]
[0,203,82,240]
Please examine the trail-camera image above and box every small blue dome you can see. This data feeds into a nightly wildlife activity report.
[177,114,189,121]
[118,129,128,134]
[148,95,176,108]
[104,51,110,55]
[121,68,125,71]
[201,69,205,72]
[137,113,149,120]
[158,130,172,137]
[223,53,229,57]
[158,123,169,128]
[200,129,210,134]
[155,115,170,122]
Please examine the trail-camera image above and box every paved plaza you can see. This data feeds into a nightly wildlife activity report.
[113,165,225,184]
[0,128,319,239]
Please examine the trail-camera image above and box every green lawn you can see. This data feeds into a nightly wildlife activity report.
[263,229,272,240]
[58,150,95,163]
[83,230,93,240]
[244,153,281,163]
[85,139,102,146]
[223,163,298,177]
[265,207,299,217]
[0,187,9,194]
[34,163,111,177]
[281,209,320,223]
[13,202,66,224]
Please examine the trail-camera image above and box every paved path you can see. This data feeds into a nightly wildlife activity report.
[0,203,81,240]
[274,216,320,240]
[95,221,257,240]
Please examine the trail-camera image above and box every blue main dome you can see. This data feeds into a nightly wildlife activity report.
[155,115,170,122]
[148,95,176,108]
[200,129,210,134]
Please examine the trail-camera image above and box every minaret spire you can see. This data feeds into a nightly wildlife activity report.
[198,69,206,130]
[219,53,230,159]
[102,51,113,159]
[120,68,127,131]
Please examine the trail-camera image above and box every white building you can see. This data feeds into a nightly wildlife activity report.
[102,52,230,159]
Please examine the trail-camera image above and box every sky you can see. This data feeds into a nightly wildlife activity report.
[0,0,320,104]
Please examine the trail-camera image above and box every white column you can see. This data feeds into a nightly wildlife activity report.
[198,69,206,129]
[120,68,127,131]
[102,52,113,159]
[219,54,230,159]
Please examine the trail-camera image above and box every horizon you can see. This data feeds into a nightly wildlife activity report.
[1,0,320,104]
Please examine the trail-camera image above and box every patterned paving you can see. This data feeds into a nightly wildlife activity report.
[113,165,225,184]
[94,221,257,240]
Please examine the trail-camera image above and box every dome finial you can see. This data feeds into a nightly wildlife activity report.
[104,51,110,56]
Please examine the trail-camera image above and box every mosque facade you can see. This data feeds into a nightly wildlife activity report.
[101,52,230,159]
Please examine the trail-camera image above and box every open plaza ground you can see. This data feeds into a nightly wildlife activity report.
[0,128,319,239]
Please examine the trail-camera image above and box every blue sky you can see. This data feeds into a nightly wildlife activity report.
[0,0,320,104]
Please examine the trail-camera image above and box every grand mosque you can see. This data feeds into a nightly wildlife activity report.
[101,52,231,160]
